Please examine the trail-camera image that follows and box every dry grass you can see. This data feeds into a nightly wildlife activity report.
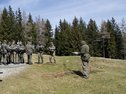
[0,55,126,94]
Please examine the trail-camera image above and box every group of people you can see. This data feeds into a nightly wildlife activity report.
[0,39,90,79]
[0,40,56,65]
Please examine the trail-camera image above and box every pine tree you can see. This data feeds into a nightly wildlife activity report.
[57,19,70,55]
[120,18,126,59]
[15,8,24,43]
[25,13,37,44]
[86,19,100,56]
[0,7,9,41]
[111,18,124,59]
[115,26,124,59]
[45,19,52,44]
[54,26,60,55]
[100,21,110,57]
[62,19,72,55]
[71,17,81,52]
[106,19,116,58]
[79,17,86,40]
[8,6,17,41]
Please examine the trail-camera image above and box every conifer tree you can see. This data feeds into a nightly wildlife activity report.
[86,19,99,56]
[106,20,116,58]
[54,26,60,55]
[111,18,124,59]
[79,17,86,40]
[45,19,52,45]
[8,6,16,40]
[100,21,110,57]
[15,8,24,43]
[25,13,37,44]
[120,18,126,59]
[0,7,9,41]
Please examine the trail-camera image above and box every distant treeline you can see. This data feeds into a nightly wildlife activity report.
[0,6,52,46]
[0,6,126,59]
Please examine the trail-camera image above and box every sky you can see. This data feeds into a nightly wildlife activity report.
[0,0,126,29]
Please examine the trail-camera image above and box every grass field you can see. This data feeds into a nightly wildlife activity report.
[0,55,126,94]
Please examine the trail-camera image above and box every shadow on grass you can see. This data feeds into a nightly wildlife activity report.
[34,62,43,64]
[63,63,84,78]
[71,70,84,78]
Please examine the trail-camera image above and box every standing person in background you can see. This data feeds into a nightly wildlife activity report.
[36,41,44,64]
[48,42,56,63]
[10,40,16,64]
[0,41,2,65]
[18,41,25,64]
[2,40,7,65]
[26,41,34,65]
[6,42,11,64]
[15,41,20,64]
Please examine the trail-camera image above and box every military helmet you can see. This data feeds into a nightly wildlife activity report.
[81,41,86,45]
[19,41,22,45]
[38,41,42,44]
[12,40,15,44]
[3,40,7,43]
[50,42,54,46]
[17,41,20,45]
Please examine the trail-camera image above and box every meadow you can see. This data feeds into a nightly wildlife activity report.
[0,55,126,94]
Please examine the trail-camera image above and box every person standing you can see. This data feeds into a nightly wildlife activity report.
[18,41,25,64]
[0,41,2,65]
[2,40,8,65]
[10,40,16,64]
[6,42,11,64]
[48,42,56,63]
[26,41,34,65]
[80,41,90,79]
[36,41,44,64]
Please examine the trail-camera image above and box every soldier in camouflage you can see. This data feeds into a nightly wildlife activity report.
[15,41,21,64]
[18,41,25,64]
[36,41,44,64]
[26,41,34,65]
[0,41,2,65]
[6,42,11,64]
[10,40,16,64]
[80,41,90,79]
[2,40,8,65]
[48,42,56,63]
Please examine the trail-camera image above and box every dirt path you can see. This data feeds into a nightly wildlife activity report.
[0,64,28,79]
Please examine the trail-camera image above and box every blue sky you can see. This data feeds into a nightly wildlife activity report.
[0,0,126,28]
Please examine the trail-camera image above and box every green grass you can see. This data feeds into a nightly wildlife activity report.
[0,55,126,94]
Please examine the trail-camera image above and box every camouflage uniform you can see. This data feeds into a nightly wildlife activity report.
[6,42,11,64]
[48,42,56,63]
[2,40,8,65]
[0,41,2,64]
[80,41,90,79]
[18,41,25,64]
[36,41,44,64]
[15,41,21,64]
[10,41,16,64]
[26,41,34,64]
